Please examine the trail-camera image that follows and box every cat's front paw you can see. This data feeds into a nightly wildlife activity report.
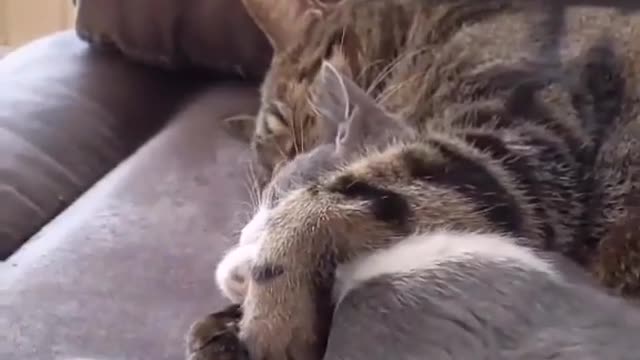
[185,304,249,360]
[215,244,259,304]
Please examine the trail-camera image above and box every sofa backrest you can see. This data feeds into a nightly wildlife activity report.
[75,0,273,80]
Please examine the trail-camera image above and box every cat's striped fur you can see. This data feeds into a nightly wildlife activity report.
[229,0,640,293]
[231,0,416,183]
[235,24,639,360]
[208,1,640,359]
[233,0,639,185]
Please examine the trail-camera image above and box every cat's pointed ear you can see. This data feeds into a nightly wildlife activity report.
[312,61,410,154]
[223,114,256,143]
[241,0,327,52]
[311,61,353,127]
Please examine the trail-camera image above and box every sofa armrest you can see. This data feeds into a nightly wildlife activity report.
[0,31,211,259]
[1,84,258,359]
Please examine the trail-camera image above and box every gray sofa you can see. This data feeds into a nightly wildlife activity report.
[1,1,270,358]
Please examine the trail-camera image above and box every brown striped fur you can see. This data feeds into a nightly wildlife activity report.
[233,1,639,184]
[207,2,640,360]
[240,25,640,360]
[233,0,489,181]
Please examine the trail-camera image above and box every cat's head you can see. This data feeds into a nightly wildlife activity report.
[238,60,414,247]
[217,61,411,304]
[217,60,417,321]
[228,0,360,183]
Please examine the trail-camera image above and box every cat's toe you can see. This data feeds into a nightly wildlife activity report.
[185,305,247,360]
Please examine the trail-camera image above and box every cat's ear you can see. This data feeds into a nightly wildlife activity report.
[312,61,409,154]
[223,114,256,143]
[310,61,353,128]
[241,0,327,52]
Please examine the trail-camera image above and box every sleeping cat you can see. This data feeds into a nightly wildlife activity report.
[189,231,640,360]
[230,0,520,180]
[231,0,640,185]
[198,1,640,358]
[207,56,640,360]
[227,0,640,295]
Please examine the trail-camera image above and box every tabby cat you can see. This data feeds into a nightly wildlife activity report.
[205,1,640,359]
[230,0,640,185]
[228,0,443,182]
[203,58,640,359]
[222,0,640,300]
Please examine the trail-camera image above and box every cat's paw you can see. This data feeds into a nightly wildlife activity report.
[185,305,249,360]
[215,244,259,304]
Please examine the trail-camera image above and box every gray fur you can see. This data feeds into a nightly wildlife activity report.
[325,255,640,360]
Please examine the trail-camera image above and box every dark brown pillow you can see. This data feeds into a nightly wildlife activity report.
[74,0,273,80]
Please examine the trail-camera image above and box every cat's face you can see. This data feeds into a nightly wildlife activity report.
[229,0,356,183]
[216,62,414,303]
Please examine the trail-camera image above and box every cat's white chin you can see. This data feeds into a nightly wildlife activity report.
[215,242,259,304]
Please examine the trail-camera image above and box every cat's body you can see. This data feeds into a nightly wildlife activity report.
[204,1,640,359]
[211,59,640,359]
[231,0,640,293]
[326,231,640,360]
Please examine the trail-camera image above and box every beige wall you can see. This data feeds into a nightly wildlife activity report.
[0,0,75,48]
[0,1,6,45]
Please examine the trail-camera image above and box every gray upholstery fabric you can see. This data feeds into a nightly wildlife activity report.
[1,84,258,360]
[0,32,208,259]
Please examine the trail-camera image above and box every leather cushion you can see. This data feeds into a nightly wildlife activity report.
[0,31,208,259]
[75,0,273,80]
[1,84,257,360]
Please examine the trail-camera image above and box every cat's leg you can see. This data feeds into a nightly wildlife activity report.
[238,229,336,360]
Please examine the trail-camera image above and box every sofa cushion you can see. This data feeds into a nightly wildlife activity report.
[75,0,273,80]
[0,84,257,360]
[0,31,208,259]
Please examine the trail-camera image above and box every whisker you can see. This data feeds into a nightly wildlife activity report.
[243,173,257,208]
[245,163,262,209]
[366,46,430,96]
[375,72,422,105]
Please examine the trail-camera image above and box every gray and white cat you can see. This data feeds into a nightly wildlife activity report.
[194,59,640,360]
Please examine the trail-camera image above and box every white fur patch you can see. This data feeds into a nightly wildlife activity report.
[239,207,269,245]
[216,207,270,303]
[215,242,260,303]
[333,231,558,302]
